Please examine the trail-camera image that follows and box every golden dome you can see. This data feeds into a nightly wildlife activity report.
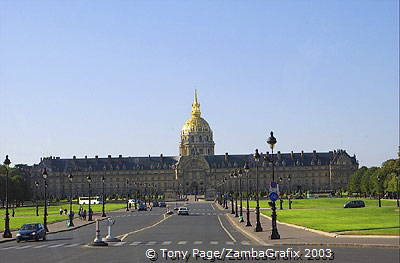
[181,90,212,134]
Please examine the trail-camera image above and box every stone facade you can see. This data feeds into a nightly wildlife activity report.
[27,92,358,199]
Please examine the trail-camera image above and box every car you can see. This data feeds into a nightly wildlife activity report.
[159,201,166,207]
[294,196,304,199]
[16,223,46,242]
[138,204,147,211]
[344,200,365,208]
[177,207,189,215]
[152,201,159,207]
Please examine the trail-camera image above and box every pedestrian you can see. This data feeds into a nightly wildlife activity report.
[59,208,63,215]
[83,209,87,220]
[12,208,15,217]
[64,208,68,215]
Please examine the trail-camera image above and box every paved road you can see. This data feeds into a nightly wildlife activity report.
[0,202,399,263]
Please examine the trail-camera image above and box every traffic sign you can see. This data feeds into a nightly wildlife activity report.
[269,192,279,202]
[270,181,278,188]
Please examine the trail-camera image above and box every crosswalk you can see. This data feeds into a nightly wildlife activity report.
[0,240,252,250]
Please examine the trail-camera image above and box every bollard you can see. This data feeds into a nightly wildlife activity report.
[103,218,121,242]
[91,219,108,246]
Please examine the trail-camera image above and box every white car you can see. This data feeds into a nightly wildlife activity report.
[177,207,189,215]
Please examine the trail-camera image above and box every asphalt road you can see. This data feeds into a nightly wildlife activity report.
[0,202,399,263]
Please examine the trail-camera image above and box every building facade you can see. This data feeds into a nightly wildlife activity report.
[28,92,358,199]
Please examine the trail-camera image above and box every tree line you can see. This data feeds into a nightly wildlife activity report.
[0,164,31,207]
[348,158,399,197]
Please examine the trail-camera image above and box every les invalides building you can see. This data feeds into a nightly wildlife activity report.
[28,91,358,199]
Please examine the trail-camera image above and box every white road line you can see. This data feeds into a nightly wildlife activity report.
[129,241,142,246]
[241,241,251,245]
[1,246,18,250]
[64,243,81,248]
[48,243,65,248]
[177,241,187,245]
[161,241,172,245]
[217,215,237,242]
[210,241,218,245]
[226,241,234,245]
[111,242,126,247]
[193,241,202,245]
[15,245,32,250]
[146,241,156,246]
[120,234,129,240]
[33,244,50,249]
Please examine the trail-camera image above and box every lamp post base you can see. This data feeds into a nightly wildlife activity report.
[246,221,252,227]
[254,224,263,232]
[2,229,12,238]
[270,230,280,240]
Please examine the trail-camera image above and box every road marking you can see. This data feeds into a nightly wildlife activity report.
[177,241,187,245]
[1,246,18,250]
[111,242,126,246]
[146,241,156,246]
[241,241,251,245]
[48,243,65,248]
[210,241,219,245]
[211,203,216,211]
[15,245,32,249]
[226,241,234,245]
[118,213,174,241]
[161,241,172,245]
[129,241,142,246]
[64,243,81,248]
[217,215,236,242]
[193,241,202,245]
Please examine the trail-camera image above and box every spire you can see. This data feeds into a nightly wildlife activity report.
[191,89,201,117]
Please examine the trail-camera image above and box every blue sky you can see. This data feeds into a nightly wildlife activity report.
[0,0,398,167]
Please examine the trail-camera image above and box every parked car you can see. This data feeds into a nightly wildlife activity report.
[159,201,166,207]
[152,201,159,207]
[138,204,147,211]
[294,196,304,199]
[16,223,46,242]
[344,200,365,208]
[177,207,189,215]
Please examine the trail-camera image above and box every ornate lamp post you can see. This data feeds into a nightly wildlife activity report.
[254,149,263,232]
[231,171,239,217]
[223,177,228,209]
[42,168,49,231]
[35,181,40,216]
[244,162,252,227]
[377,175,382,208]
[134,182,138,210]
[67,174,74,227]
[288,175,292,209]
[126,179,130,211]
[267,131,280,239]
[238,168,244,222]
[279,177,283,210]
[3,155,12,238]
[101,175,106,217]
[87,175,93,221]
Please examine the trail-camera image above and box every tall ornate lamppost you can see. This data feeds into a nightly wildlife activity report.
[126,179,130,211]
[238,168,244,222]
[67,174,74,227]
[87,175,93,221]
[377,175,382,208]
[231,171,239,217]
[102,165,107,217]
[267,131,280,239]
[288,175,292,209]
[254,149,263,232]
[35,181,40,216]
[42,168,49,231]
[2,155,12,238]
[244,162,252,227]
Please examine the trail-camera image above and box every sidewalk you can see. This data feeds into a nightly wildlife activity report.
[0,209,128,244]
[216,203,400,248]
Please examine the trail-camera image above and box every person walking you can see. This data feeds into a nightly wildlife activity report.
[83,209,87,220]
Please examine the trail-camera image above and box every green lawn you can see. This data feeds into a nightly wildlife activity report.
[261,207,400,235]
[0,203,126,231]
[249,198,397,209]
[0,203,125,217]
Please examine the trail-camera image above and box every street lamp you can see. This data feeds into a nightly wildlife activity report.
[238,168,244,222]
[377,175,382,208]
[231,171,239,217]
[288,175,292,209]
[267,131,280,240]
[2,155,12,238]
[101,175,106,217]
[87,175,93,221]
[42,168,49,231]
[244,162,252,227]
[126,179,130,211]
[35,181,40,216]
[254,149,263,232]
[279,177,283,210]
[67,174,74,227]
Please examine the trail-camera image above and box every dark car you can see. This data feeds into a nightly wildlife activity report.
[152,201,159,207]
[16,223,46,242]
[294,196,304,199]
[138,204,147,211]
[159,201,166,207]
[344,200,365,208]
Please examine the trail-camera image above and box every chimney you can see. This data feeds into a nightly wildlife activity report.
[301,151,304,157]
[119,154,122,158]
[290,151,294,158]
[95,155,98,159]
[108,155,111,159]
[73,156,76,159]
[85,155,87,159]
[225,152,228,162]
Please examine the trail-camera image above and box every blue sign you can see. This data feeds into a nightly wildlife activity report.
[269,192,279,202]
[270,181,278,188]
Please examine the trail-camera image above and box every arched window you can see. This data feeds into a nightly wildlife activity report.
[199,136,202,142]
